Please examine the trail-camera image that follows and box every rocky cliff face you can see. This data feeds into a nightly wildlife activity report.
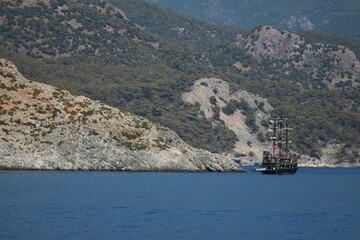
[182,78,273,165]
[0,59,243,172]
[236,26,360,89]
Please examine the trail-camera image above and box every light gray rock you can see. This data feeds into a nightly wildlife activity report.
[182,78,272,162]
[0,59,243,172]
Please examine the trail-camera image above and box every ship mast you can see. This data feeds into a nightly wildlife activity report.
[279,114,283,156]
[285,118,289,154]
[271,114,293,157]
[272,115,277,156]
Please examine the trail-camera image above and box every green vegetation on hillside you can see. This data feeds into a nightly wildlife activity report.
[0,0,359,159]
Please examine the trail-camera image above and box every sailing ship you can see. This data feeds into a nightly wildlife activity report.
[254,115,299,174]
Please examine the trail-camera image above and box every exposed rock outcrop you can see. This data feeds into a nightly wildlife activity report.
[235,25,360,89]
[182,78,273,164]
[0,59,243,172]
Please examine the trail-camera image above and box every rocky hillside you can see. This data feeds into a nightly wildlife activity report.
[0,0,241,154]
[183,78,360,167]
[0,0,155,62]
[236,26,360,89]
[182,78,272,163]
[1,0,359,165]
[0,59,243,172]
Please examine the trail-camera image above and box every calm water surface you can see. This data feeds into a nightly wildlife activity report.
[0,168,359,240]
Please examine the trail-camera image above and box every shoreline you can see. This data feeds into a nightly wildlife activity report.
[0,167,246,173]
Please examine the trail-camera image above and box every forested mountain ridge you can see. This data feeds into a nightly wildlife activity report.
[0,0,359,165]
[151,0,360,39]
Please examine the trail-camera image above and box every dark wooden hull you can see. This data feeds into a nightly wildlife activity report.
[261,167,297,174]
[255,155,298,175]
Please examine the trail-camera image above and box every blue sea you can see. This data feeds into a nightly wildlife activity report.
[0,168,359,240]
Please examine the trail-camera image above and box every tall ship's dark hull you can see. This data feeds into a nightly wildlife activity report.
[261,168,297,174]
[254,154,299,174]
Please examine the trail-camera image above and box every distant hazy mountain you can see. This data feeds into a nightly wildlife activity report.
[151,0,360,38]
